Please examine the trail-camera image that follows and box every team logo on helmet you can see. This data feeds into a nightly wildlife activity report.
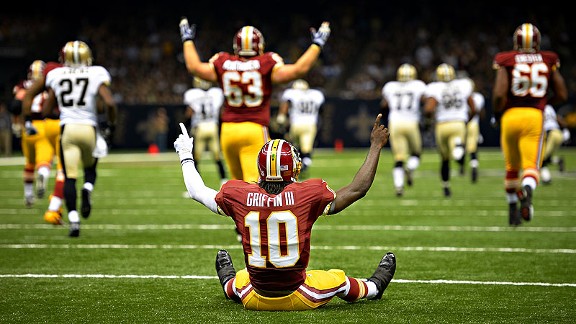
[257,139,301,183]
[233,26,265,57]
[59,40,93,67]
[513,23,541,53]
[397,63,417,82]
[436,63,455,82]
[27,60,46,81]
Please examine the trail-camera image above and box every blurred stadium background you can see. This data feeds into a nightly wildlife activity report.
[1,0,575,150]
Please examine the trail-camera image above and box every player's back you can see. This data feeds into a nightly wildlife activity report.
[493,50,559,111]
[383,80,426,123]
[184,87,223,126]
[281,88,325,124]
[46,65,111,126]
[210,52,283,126]
[426,79,472,123]
[215,178,335,291]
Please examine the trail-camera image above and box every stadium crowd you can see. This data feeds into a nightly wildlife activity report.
[1,2,575,113]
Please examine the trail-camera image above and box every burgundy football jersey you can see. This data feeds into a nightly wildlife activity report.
[215,178,336,291]
[492,50,561,111]
[210,52,284,126]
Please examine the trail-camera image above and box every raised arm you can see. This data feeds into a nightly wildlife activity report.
[272,22,331,84]
[329,114,389,214]
[174,123,219,213]
[179,18,218,83]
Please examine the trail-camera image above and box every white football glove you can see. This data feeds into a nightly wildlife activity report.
[310,21,330,49]
[174,123,194,163]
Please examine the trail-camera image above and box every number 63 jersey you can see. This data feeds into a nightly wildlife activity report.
[45,65,112,126]
[215,178,336,292]
[492,50,561,111]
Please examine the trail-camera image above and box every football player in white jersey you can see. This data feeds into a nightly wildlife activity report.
[276,79,325,175]
[424,63,475,197]
[43,40,117,237]
[540,104,569,184]
[183,76,227,189]
[380,64,426,197]
[457,82,486,183]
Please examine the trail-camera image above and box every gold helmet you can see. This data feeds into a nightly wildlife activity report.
[59,40,93,67]
[397,63,417,82]
[292,79,309,90]
[436,63,455,82]
[513,23,541,53]
[27,60,46,81]
[193,76,212,90]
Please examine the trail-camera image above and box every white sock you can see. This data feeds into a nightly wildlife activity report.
[363,279,379,299]
[68,210,80,223]
[507,192,518,204]
[37,166,51,179]
[48,196,63,212]
[393,167,404,188]
[83,182,94,192]
[522,178,537,192]
[407,156,420,170]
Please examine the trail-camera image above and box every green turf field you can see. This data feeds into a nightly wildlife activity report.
[1,147,575,323]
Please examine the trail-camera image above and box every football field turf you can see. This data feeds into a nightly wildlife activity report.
[1,147,575,323]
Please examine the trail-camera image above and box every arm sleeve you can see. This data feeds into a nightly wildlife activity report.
[181,161,219,213]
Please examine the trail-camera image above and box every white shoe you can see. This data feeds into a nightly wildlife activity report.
[541,167,551,184]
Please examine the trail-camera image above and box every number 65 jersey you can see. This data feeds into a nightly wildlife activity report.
[492,50,561,111]
[45,65,112,126]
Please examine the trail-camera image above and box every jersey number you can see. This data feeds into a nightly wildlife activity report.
[244,211,300,268]
[511,62,548,98]
[222,71,263,107]
[58,78,89,107]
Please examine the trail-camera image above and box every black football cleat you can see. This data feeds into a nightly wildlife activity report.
[443,187,451,198]
[518,185,533,221]
[471,167,478,183]
[215,250,236,298]
[509,203,521,226]
[368,252,396,300]
[69,222,80,237]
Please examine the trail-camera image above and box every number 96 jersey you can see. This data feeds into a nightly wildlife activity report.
[45,65,112,126]
[492,50,560,111]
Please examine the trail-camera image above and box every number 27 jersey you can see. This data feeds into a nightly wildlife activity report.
[45,65,112,126]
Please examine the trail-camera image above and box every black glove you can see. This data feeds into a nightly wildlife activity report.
[24,120,37,136]
[99,121,115,146]
[179,17,196,43]
[490,111,503,128]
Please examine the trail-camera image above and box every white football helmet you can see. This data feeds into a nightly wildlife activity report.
[233,26,264,57]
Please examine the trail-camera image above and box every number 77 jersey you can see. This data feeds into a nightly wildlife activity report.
[45,65,112,126]
[492,50,561,111]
